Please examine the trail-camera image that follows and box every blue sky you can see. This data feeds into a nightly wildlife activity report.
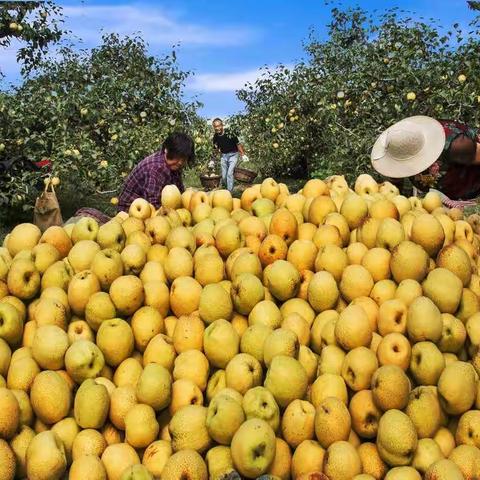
[1,0,477,118]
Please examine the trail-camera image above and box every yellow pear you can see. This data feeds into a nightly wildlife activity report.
[101,443,140,480]
[422,191,443,212]
[303,178,328,197]
[109,275,144,316]
[422,268,463,314]
[97,318,134,367]
[307,271,339,313]
[169,404,211,453]
[317,344,345,375]
[264,260,301,301]
[225,353,263,395]
[67,239,101,273]
[340,265,374,302]
[349,389,382,440]
[260,177,280,202]
[74,379,109,429]
[411,214,445,257]
[231,273,265,315]
[67,270,100,317]
[406,386,443,439]
[204,319,240,368]
[346,242,369,265]
[339,193,368,230]
[287,239,318,272]
[31,325,68,370]
[394,279,423,306]
[291,439,325,478]
[113,357,143,388]
[314,396,351,448]
[433,427,455,457]
[91,248,124,291]
[109,385,138,430]
[172,314,204,353]
[125,403,159,448]
[437,243,473,287]
[26,431,67,480]
[410,341,445,386]
[174,349,210,391]
[30,371,71,425]
[361,247,392,282]
[377,409,418,467]
[143,334,176,371]
[136,363,172,411]
[240,324,272,363]
[85,291,116,331]
[335,304,372,350]
[230,418,276,478]
[207,394,245,445]
[198,283,233,324]
[281,399,315,448]
[161,449,207,480]
[323,441,362,478]
[97,220,126,252]
[411,438,445,474]
[40,226,72,258]
[215,224,244,258]
[437,361,476,415]
[372,365,411,411]
[392,195,412,216]
[264,355,308,407]
[6,223,41,257]
[425,459,464,480]
[390,241,429,283]
[341,346,378,391]
[7,258,40,300]
[407,296,443,343]
[170,378,203,415]
[376,332,411,370]
[142,440,172,477]
[69,455,106,480]
[170,276,202,317]
[269,208,298,245]
[72,429,107,460]
[355,174,378,195]
[375,217,405,251]
[64,339,105,384]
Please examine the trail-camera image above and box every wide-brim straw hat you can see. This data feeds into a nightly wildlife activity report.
[370,115,446,178]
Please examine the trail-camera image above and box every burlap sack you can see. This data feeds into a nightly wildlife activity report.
[33,181,63,232]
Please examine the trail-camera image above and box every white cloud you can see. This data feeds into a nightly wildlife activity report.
[187,67,268,92]
[188,64,294,93]
[1,3,261,85]
[62,4,259,47]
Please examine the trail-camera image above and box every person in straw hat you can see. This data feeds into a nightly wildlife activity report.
[371,116,480,208]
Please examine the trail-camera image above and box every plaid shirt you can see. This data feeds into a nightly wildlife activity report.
[118,151,184,212]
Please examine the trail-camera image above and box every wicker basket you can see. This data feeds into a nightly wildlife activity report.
[200,174,221,191]
[234,166,257,183]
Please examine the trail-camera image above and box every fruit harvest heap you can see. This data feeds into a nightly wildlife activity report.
[1,174,480,480]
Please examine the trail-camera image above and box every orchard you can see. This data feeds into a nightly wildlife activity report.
[0,33,213,219]
[232,7,480,181]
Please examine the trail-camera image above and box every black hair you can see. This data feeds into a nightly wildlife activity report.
[162,131,195,164]
[447,134,476,165]
[212,118,223,124]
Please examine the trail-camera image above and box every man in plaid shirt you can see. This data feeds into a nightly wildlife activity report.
[118,132,193,211]
[73,132,194,223]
